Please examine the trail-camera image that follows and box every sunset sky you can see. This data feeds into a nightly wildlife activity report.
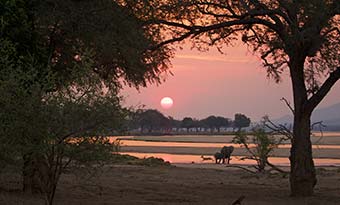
[122,42,340,121]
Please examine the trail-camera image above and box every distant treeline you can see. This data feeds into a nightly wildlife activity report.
[126,109,251,134]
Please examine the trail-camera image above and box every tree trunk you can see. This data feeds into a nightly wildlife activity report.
[289,57,317,196]
[289,113,316,196]
[23,154,42,194]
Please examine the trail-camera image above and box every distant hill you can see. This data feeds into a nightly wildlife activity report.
[274,102,340,131]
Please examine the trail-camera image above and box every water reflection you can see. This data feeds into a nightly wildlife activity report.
[118,140,340,149]
[113,133,340,166]
[122,152,340,166]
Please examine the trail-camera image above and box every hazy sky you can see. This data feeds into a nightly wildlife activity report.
[122,42,340,121]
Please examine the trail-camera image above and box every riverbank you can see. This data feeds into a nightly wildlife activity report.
[116,134,340,166]
[1,164,339,204]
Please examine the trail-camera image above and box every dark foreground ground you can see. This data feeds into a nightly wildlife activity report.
[1,164,340,205]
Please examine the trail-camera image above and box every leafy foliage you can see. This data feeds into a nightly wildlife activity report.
[232,129,284,172]
[200,115,231,132]
[34,0,172,89]
[181,117,196,131]
[128,0,339,195]
[0,0,173,204]
[234,113,251,130]
[134,109,170,132]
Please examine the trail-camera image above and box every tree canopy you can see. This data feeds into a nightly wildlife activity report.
[0,0,173,203]
[234,113,251,130]
[135,109,170,132]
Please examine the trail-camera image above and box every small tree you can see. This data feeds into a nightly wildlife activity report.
[234,113,251,131]
[232,129,285,173]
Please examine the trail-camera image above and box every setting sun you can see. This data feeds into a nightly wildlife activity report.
[160,97,174,109]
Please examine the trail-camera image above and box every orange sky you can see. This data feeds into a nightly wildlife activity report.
[122,43,340,121]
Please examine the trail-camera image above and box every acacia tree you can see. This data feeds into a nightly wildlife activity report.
[0,0,172,200]
[200,116,230,132]
[121,0,340,196]
[232,129,286,173]
[234,113,251,131]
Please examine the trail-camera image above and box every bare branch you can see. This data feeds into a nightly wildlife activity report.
[311,121,326,130]
[226,164,258,174]
[231,196,246,205]
[262,116,293,140]
[311,121,326,146]
[312,122,326,145]
[266,161,289,174]
[280,97,294,115]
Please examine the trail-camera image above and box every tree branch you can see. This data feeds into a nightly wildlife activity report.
[226,164,258,174]
[148,12,283,50]
[280,97,294,115]
[57,122,101,144]
[266,161,289,174]
[306,67,340,114]
[262,116,293,140]
[143,19,198,31]
[149,30,195,51]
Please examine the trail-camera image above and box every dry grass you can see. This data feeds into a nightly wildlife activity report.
[1,164,339,205]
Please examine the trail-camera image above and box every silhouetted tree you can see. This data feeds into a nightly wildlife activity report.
[215,116,230,132]
[233,129,285,172]
[137,109,169,133]
[200,116,217,132]
[122,0,340,195]
[0,0,172,202]
[181,117,195,132]
[168,116,181,132]
[200,116,230,132]
[234,114,251,131]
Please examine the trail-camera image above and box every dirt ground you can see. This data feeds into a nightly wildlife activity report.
[1,164,340,205]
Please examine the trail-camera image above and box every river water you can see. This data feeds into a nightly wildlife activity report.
[112,132,340,166]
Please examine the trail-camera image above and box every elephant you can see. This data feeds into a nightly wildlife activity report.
[220,146,234,164]
[214,152,224,164]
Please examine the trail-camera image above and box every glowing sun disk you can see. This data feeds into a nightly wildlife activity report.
[160,97,174,109]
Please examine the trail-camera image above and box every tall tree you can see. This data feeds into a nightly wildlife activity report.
[0,0,172,198]
[121,0,340,196]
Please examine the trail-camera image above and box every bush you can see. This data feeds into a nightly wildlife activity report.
[232,128,284,172]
